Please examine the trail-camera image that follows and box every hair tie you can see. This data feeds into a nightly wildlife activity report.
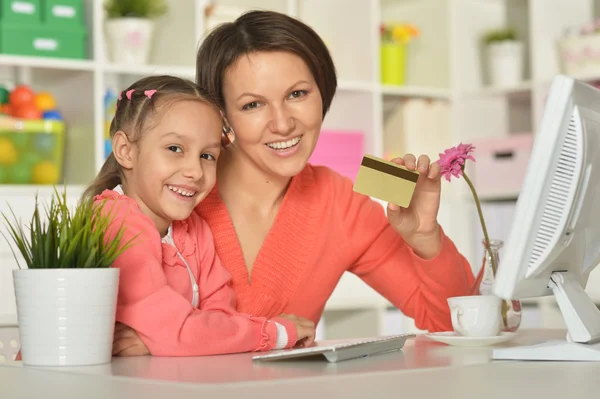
[144,90,157,99]
[126,89,135,100]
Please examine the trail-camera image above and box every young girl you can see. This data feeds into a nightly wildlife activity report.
[83,75,315,357]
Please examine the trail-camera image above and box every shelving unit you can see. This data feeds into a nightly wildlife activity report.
[0,55,96,71]
[3,0,600,338]
[381,84,452,99]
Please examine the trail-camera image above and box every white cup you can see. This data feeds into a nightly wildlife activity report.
[447,295,502,337]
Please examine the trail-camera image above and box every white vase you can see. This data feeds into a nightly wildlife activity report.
[486,41,524,87]
[105,17,154,65]
[13,268,119,367]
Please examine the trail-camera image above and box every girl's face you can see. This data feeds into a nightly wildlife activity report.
[116,100,222,235]
[222,51,323,178]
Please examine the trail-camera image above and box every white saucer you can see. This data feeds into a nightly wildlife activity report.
[425,331,517,347]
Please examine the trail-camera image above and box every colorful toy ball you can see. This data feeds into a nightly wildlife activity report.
[0,103,12,114]
[0,86,8,104]
[42,110,63,120]
[12,103,42,120]
[9,85,35,107]
[35,92,57,111]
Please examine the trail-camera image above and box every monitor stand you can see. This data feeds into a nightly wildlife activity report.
[493,271,600,361]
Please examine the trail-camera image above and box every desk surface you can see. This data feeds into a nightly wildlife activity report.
[2,329,600,399]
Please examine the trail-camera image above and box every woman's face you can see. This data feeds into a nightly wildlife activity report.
[222,51,323,178]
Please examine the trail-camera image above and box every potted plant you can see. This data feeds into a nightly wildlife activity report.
[104,0,168,65]
[2,187,135,366]
[482,28,524,87]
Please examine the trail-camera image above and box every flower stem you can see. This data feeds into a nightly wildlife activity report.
[462,172,497,276]
[462,171,508,328]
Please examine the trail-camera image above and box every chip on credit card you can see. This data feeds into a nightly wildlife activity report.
[353,154,419,208]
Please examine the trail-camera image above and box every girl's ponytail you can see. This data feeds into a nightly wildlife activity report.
[81,152,121,201]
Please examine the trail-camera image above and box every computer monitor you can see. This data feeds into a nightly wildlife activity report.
[491,74,600,361]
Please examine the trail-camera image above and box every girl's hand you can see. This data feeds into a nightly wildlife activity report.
[112,322,150,356]
[386,153,442,259]
[278,313,316,347]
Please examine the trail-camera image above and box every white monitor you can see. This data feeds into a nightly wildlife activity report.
[492,74,600,362]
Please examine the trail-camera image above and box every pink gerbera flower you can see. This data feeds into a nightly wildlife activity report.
[437,142,501,313]
[437,143,476,182]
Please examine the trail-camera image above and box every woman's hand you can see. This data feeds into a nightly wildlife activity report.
[278,313,316,347]
[386,153,442,259]
[112,322,150,356]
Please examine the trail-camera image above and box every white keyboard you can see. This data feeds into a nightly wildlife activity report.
[252,333,415,363]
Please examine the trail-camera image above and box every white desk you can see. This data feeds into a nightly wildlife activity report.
[2,329,600,399]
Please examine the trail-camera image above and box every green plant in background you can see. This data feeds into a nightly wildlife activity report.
[1,187,137,269]
[104,0,168,19]
[483,28,518,45]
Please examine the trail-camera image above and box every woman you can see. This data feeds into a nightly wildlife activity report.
[112,10,474,356]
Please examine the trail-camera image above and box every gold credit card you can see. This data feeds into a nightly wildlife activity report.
[353,154,419,208]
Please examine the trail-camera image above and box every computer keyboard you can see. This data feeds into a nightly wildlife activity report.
[253,333,416,363]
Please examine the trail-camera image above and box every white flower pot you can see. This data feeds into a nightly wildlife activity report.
[13,268,119,367]
[105,17,154,65]
[486,41,524,87]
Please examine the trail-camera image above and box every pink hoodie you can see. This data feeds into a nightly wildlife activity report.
[94,188,297,356]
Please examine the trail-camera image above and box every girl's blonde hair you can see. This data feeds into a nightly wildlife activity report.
[82,75,219,200]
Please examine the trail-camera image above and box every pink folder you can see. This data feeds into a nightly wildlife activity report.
[309,130,364,182]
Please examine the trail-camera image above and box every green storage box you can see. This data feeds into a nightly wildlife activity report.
[42,0,83,27]
[0,23,87,59]
[0,0,41,23]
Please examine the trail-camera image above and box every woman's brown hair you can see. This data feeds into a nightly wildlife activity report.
[82,75,218,201]
[196,10,337,119]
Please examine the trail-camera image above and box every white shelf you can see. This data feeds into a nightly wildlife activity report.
[479,192,520,202]
[0,314,17,327]
[460,80,536,98]
[0,185,85,198]
[102,63,196,78]
[380,84,452,99]
[0,54,96,71]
